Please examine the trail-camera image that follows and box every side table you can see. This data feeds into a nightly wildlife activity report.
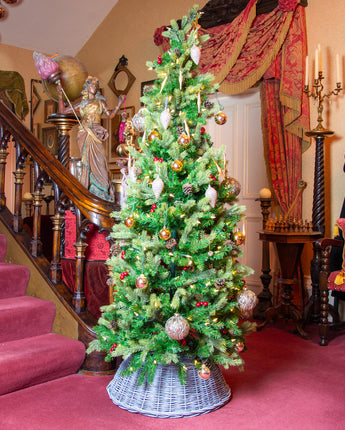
[258,231,323,339]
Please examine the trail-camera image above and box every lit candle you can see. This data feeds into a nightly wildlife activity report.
[305,56,309,86]
[336,54,341,83]
[318,44,322,71]
[314,49,319,80]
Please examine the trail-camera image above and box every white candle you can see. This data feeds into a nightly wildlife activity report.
[314,49,319,80]
[336,54,341,83]
[305,56,309,86]
[318,44,322,71]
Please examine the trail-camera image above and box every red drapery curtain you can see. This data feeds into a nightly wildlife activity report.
[155,0,309,217]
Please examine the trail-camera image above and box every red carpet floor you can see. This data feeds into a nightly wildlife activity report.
[0,325,344,430]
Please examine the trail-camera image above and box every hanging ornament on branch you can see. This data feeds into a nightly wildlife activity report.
[214,92,227,125]
[190,44,201,65]
[215,111,227,125]
[152,175,164,199]
[160,97,171,130]
[165,313,190,340]
[237,289,258,319]
[135,274,148,289]
[198,363,211,380]
[205,184,217,208]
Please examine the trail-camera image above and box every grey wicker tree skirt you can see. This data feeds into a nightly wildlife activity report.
[107,357,231,418]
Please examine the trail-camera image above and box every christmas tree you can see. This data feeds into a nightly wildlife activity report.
[89,5,256,386]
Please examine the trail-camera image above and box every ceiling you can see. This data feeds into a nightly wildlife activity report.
[0,0,118,56]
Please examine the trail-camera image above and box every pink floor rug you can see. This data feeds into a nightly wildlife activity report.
[0,325,344,430]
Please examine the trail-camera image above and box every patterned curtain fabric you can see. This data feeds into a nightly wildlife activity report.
[154,0,309,216]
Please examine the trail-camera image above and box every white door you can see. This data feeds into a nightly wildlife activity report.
[208,88,268,293]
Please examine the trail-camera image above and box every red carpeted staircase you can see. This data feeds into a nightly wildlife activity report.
[0,234,86,396]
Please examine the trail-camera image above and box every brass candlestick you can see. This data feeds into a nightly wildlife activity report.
[304,72,342,134]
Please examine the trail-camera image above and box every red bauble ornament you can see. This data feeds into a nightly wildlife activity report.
[198,364,211,380]
[200,127,206,134]
[135,274,148,289]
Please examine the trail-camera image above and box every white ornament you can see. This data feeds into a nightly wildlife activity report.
[160,108,171,130]
[205,184,217,208]
[152,175,164,198]
[237,289,258,319]
[132,108,146,133]
[191,44,201,65]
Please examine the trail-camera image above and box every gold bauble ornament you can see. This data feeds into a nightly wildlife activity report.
[135,274,148,289]
[171,160,183,172]
[198,364,211,380]
[178,133,190,148]
[116,143,129,157]
[159,227,171,241]
[221,176,241,199]
[148,130,160,142]
[215,111,227,125]
[124,216,135,228]
[234,231,245,245]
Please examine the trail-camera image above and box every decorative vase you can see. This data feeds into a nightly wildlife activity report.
[107,356,231,418]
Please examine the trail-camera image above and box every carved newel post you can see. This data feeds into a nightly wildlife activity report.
[48,113,78,168]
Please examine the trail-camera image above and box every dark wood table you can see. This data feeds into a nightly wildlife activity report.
[258,231,323,339]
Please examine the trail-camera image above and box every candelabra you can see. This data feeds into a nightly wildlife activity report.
[303,71,342,322]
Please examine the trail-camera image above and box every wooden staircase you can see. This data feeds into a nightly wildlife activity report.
[0,101,119,374]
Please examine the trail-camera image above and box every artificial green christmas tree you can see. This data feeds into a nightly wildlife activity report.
[89,5,256,417]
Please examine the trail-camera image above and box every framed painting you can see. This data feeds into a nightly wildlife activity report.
[108,106,135,162]
[44,99,57,122]
[40,125,58,156]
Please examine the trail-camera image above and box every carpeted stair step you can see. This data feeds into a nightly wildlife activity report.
[0,296,56,343]
[0,333,86,396]
[0,262,30,299]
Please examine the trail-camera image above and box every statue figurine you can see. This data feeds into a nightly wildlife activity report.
[57,76,124,202]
